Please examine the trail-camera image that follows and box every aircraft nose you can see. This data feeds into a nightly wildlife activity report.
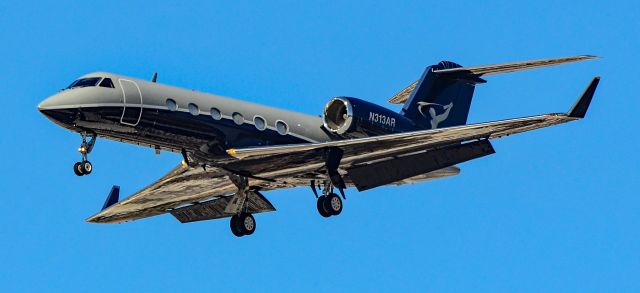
[37,90,83,113]
[37,92,80,127]
[37,96,55,112]
[37,92,68,112]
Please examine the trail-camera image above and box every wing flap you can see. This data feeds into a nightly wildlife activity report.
[170,191,275,223]
[347,140,495,191]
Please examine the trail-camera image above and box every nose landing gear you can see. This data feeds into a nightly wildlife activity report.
[74,132,96,176]
[73,161,92,176]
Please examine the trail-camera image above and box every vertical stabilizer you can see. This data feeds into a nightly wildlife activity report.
[401,61,481,129]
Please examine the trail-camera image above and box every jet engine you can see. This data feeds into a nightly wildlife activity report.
[322,97,415,138]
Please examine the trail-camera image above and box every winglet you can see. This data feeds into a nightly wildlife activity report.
[102,185,120,211]
[568,77,600,118]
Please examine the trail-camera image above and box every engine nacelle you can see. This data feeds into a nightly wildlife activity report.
[322,97,416,138]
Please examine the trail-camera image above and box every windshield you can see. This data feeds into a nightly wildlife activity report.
[66,77,102,89]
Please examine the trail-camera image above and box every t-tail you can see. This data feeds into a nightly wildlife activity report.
[400,61,479,129]
[393,55,598,130]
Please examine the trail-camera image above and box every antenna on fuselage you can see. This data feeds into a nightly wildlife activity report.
[151,72,158,83]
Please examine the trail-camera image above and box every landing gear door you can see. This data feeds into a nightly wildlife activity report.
[119,79,143,126]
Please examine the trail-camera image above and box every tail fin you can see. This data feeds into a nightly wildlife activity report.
[401,61,481,129]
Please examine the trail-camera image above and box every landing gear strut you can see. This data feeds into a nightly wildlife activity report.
[226,174,257,237]
[311,147,347,218]
[74,132,96,176]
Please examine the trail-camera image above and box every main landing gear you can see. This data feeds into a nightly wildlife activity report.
[312,180,344,218]
[225,174,258,237]
[230,213,256,237]
[317,192,343,217]
[73,132,96,176]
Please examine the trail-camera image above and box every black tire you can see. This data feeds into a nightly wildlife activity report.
[323,193,343,216]
[80,161,92,175]
[230,215,244,237]
[239,213,256,235]
[316,195,332,218]
[73,162,84,176]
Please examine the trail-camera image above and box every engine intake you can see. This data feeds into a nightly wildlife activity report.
[323,97,415,138]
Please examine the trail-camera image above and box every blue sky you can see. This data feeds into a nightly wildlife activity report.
[1,0,639,291]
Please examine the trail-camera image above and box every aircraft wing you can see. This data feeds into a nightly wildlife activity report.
[87,160,457,224]
[228,114,571,171]
[225,77,599,179]
[86,163,298,223]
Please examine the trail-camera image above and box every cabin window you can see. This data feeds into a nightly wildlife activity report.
[99,78,115,88]
[166,99,178,111]
[275,120,288,135]
[232,112,244,125]
[66,77,101,89]
[254,116,266,131]
[188,103,199,116]
[210,108,222,120]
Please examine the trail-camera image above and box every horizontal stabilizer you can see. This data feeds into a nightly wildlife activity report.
[102,186,120,211]
[388,55,598,104]
[433,55,598,76]
[388,81,419,104]
[568,77,600,118]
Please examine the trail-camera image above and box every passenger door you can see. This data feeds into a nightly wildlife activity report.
[119,79,143,126]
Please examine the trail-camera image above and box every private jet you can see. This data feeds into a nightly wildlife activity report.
[38,56,600,236]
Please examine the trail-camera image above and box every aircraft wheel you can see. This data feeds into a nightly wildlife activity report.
[230,215,244,237]
[239,213,256,235]
[323,193,343,216]
[73,162,84,176]
[80,161,92,175]
[316,195,331,218]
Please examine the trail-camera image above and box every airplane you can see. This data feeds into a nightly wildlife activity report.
[38,55,600,237]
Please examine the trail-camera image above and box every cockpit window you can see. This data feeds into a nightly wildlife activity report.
[66,77,102,89]
[99,78,115,88]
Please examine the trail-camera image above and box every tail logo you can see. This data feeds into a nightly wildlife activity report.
[418,102,453,129]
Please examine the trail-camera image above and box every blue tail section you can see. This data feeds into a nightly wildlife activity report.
[401,61,481,129]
